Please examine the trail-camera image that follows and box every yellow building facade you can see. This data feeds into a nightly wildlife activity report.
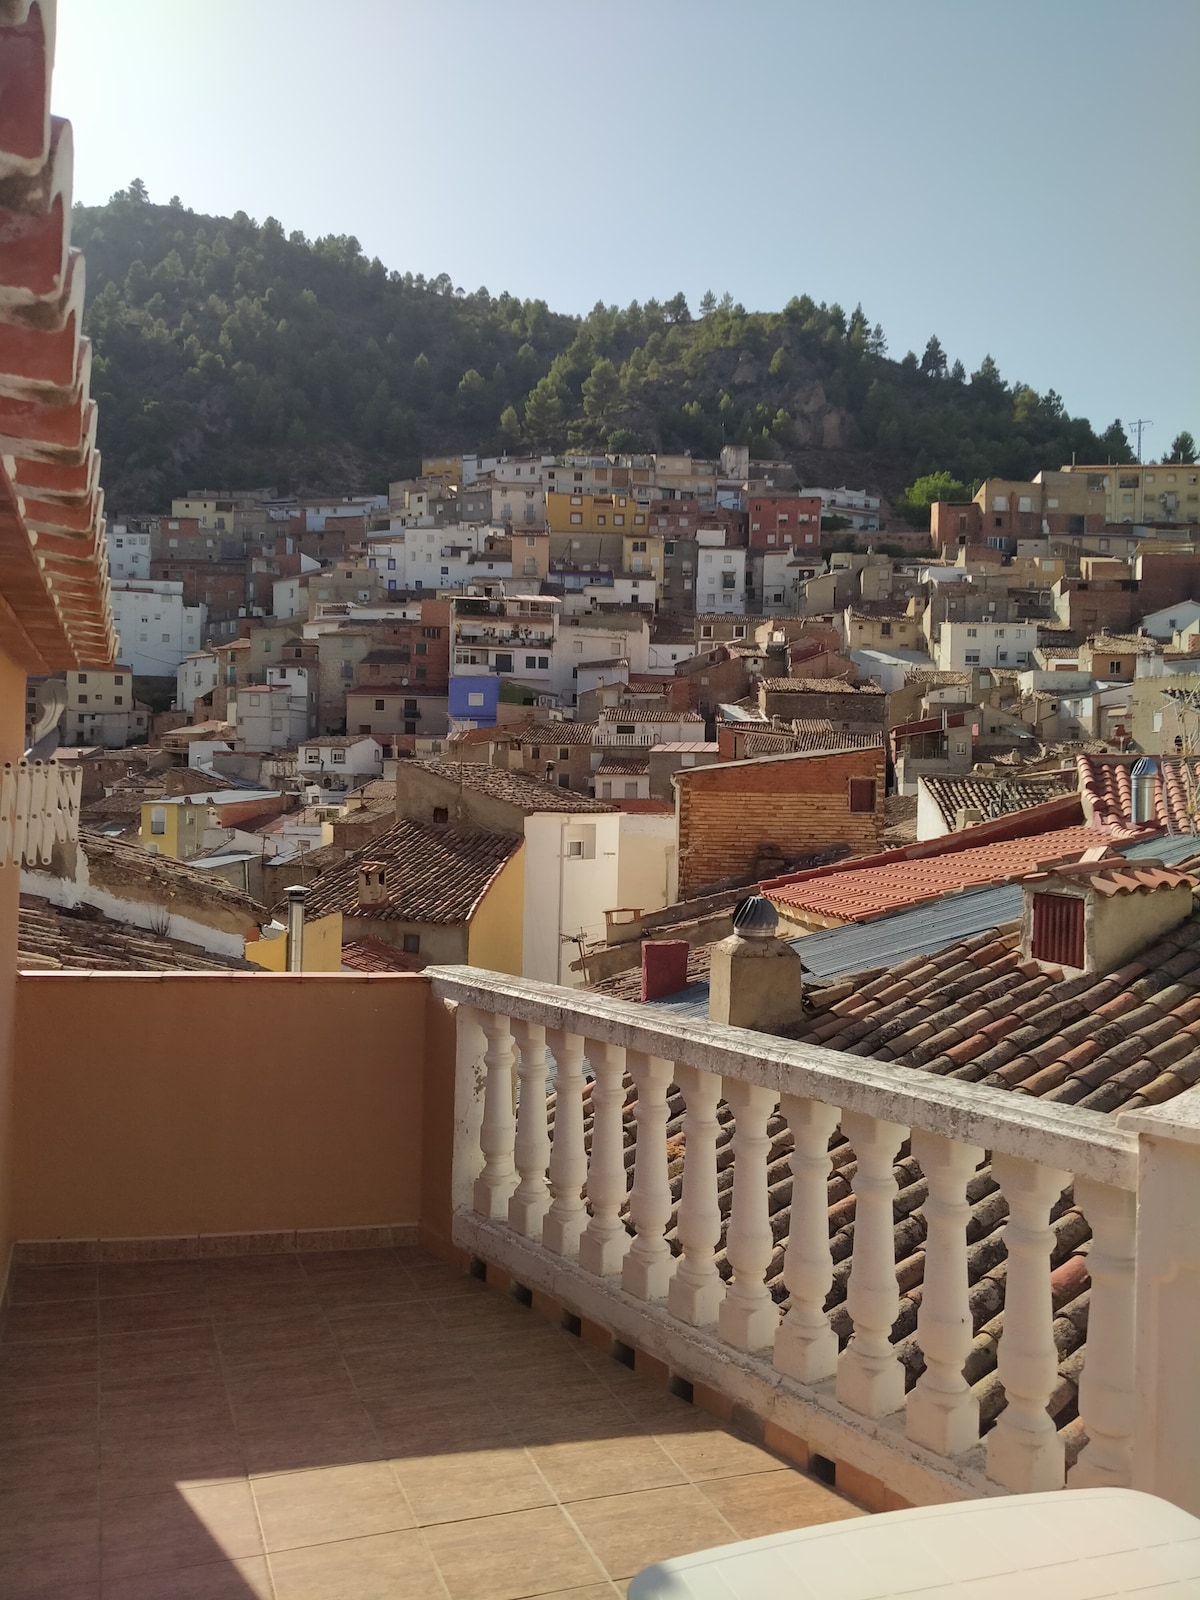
[546,492,650,535]
[1063,462,1200,524]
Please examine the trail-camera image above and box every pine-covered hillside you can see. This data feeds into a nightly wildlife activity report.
[75,184,1131,510]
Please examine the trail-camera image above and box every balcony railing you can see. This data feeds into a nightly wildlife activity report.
[429,967,1192,1511]
[0,759,81,866]
[593,731,656,747]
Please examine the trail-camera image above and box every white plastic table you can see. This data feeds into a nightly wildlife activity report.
[628,1487,1200,1599]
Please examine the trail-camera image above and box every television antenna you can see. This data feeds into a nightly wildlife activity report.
[1130,419,1154,462]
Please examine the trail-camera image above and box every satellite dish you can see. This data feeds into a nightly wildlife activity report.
[25,679,67,760]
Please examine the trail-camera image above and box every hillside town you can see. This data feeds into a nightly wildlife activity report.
[5,3,1200,1592]
[25,447,1200,990]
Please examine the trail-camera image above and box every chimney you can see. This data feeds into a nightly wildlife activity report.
[641,940,690,1001]
[1021,858,1196,975]
[954,805,983,831]
[284,884,309,973]
[708,895,805,1032]
[357,861,389,909]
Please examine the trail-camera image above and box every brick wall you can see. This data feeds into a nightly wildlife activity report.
[675,748,885,899]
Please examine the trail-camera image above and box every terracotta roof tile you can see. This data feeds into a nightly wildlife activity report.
[296,818,520,925]
[407,758,615,814]
[1078,752,1200,835]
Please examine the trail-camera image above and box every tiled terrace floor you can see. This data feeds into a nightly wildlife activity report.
[0,1246,860,1599]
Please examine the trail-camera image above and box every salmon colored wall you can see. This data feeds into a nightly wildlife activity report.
[0,651,23,1287]
[466,847,524,976]
[419,982,460,1259]
[12,973,431,1241]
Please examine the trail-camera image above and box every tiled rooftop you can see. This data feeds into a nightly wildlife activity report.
[1079,752,1200,835]
[339,938,424,973]
[598,709,704,724]
[764,823,1148,923]
[17,897,254,973]
[760,678,885,695]
[0,1247,858,1597]
[594,755,650,776]
[409,760,616,814]
[923,774,1077,831]
[299,819,520,925]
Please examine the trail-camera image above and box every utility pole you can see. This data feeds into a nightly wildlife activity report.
[1131,419,1154,463]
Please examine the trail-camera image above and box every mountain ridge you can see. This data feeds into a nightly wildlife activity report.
[74,185,1130,512]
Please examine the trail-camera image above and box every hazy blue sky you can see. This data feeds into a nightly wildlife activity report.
[56,0,1198,453]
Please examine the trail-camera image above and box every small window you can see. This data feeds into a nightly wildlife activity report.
[149,806,166,836]
[559,748,569,761]
[375,699,385,711]
[567,839,584,857]
[78,672,88,683]
[432,807,449,824]
[848,778,877,814]
[402,933,421,954]
[558,773,570,789]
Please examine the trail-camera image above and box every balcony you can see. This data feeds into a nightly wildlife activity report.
[2,964,1198,1595]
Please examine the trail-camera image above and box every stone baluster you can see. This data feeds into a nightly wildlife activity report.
[774,1095,840,1383]
[836,1111,907,1416]
[906,1129,983,1456]
[507,1019,551,1238]
[1069,1176,1136,1489]
[579,1042,631,1277]
[718,1080,781,1351]
[986,1153,1070,1491]
[621,1052,676,1300]
[543,1028,588,1257]
[472,1011,517,1219]
[667,1063,724,1327]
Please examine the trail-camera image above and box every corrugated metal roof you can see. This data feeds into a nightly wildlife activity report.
[794,832,1200,982]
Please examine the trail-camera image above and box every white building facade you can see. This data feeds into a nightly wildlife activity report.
[109,581,206,677]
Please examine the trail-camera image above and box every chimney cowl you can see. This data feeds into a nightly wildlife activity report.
[733,894,779,940]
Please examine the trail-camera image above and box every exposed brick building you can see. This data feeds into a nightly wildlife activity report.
[746,492,823,552]
[674,746,885,899]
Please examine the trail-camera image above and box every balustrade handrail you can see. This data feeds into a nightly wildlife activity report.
[427,965,1138,1190]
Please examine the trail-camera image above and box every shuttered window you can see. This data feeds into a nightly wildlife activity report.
[1031,892,1085,968]
[848,779,877,814]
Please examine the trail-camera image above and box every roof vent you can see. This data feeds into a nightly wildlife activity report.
[732,894,779,939]
[1131,756,1159,826]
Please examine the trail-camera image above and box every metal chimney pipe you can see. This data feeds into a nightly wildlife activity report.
[284,885,309,973]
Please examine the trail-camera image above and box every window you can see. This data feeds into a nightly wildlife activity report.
[567,839,584,857]
[559,747,569,761]
[1031,892,1084,968]
[848,778,877,814]
[570,513,582,525]
[468,692,484,707]
[402,934,421,955]
[965,651,981,664]
[558,773,570,788]
[114,695,124,706]
[78,672,88,683]
[700,625,713,639]
[150,807,166,836]
[1109,660,1123,675]
[330,750,346,764]
[375,699,386,710]
[433,807,448,824]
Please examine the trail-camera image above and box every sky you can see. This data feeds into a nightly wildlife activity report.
[56,0,1198,453]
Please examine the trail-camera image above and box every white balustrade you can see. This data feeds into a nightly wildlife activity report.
[1069,1176,1136,1489]
[435,969,1149,1507]
[718,1080,781,1351]
[621,1051,675,1300]
[578,1041,630,1277]
[667,1063,724,1327]
[472,1012,517,1220]
[543,1028,588,1256]
[906,1129,983,1456]
[508,1020,550,1238]
[0,759,81,867]
[986,1153,1071,1492]
[837,1111,908,1417]
[774,1095,839,1382]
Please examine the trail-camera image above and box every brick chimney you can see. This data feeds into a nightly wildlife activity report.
[1021,857,1196,976]
[641,940,690,1001]
[708,895,805,1032]
[357,861,389,909]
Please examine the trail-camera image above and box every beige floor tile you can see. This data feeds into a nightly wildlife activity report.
[511,1402,646,1450]
[10,1264,98,1304]
[102,1553,273,1599]
[652,1421,783,1481]
[323,1299,442,1350]
[98,1291,211,1337]
[696,1467,863,1539]
[98,1325,219,1377]
[377,1404,514,1461]
[531,1589,620,1600]
[529,1432,686,1503]
[568,1482,739,1580]
[270,1528,444,1600]
[0,1539,100,1600]
[98,1261,205,1299]
[254,1460,415,1550]
[100,1480,262,1580]
[0,1505,98,1556]
[239,1418,383,1479]
[2,1299,98,1344]
[423,1505,605,1600]
[99,1431,246,1503]
[394,1443,553,1525]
